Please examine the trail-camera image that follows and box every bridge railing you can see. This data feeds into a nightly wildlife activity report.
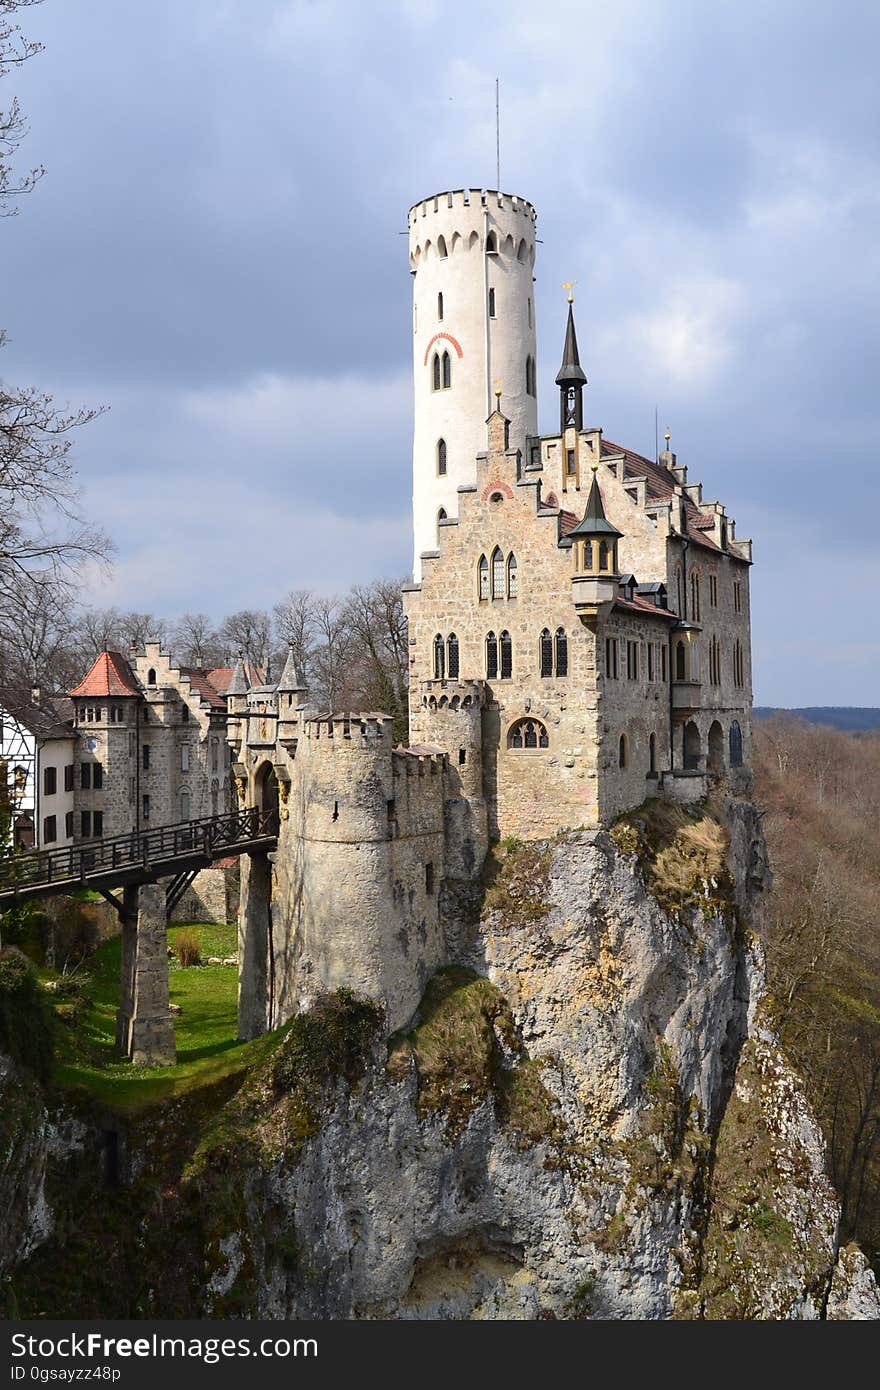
[0,806,277,897]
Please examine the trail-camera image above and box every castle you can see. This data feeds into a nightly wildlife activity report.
[228,187,754,1037]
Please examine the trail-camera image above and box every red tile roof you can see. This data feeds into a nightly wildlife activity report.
[205,662,264,695]
[559,509,579,536]
[180,668,227,711]
[614,595,678,621]
[70,650,140,698]
[602,439,678,502]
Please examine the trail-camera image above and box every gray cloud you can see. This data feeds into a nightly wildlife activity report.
[2,0,878,705]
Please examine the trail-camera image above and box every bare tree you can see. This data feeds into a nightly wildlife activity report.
[0,1,44,214]
[273,589,315,685]
[308,596,352,710]
[171,612,222,668]
[343,578,409,741]
[118,611,167,652]
[218,609,272,672]
[0,2,110,673]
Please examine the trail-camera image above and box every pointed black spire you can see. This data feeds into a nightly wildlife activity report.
[555,295,587,432]
[569,468,622,538]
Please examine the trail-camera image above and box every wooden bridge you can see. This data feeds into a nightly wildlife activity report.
[0,806,279,1071]
[0,806,278,913]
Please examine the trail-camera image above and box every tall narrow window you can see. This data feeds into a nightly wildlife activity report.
[437,508,447,541]
[618,735,628,769]
[729,721,743,767]
[583,540,593,569]
[647,644,655,681]
[540,628,553,677]
[649,732,657,773]
[675,642,686,681]
[491,546,504,598]
[566,448,575,475]
[528,296,532,327]
[486,230,497,254]
[93,762,103,789]
[147,668,156,686]
[437,235,447,259]
[433,633,445,679]
[437,291,443,320]
[507,552,518,597]
[485,631,498,679]
[447,633,459,679]
[442,351,451,388]
[432,353,441,391]
[499,630,512,679]
[488,287,496,317]
[599,541,609,571]
[180,792,190,822]
[180,745,190,773]
[675,568,683,615]
[437,438,447,475]
[734,579,742,613]
[555,628,568,678]
[661,645,668,682]
[691,572,701,622]
[478,554,489,600]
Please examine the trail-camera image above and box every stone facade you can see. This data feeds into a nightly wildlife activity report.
[68,644,233,842]
[231,188,755,1040]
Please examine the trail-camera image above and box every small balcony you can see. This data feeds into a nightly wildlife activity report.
[671,679,702,713]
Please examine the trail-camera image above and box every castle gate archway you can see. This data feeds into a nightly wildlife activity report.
[683,721,702,771]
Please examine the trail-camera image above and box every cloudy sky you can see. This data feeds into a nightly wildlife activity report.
[3,0,878,705]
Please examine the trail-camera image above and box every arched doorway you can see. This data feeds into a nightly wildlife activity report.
[683,721,702,771]
[707,721,724,777]
[255,762,279,834]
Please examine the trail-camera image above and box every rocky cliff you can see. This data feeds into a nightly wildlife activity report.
[2,794,878,1319]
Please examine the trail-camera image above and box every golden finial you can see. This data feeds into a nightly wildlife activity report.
[591,458,599,474]
[562,279,576,303]
[493,379,503,404]
[664,426,671,447]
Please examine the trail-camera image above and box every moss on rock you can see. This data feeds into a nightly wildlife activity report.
[610,798,737,926]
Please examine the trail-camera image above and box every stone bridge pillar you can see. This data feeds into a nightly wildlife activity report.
[115,882,176,1067]
[237,851,273,1040]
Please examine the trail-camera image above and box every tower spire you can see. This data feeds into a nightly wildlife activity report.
[555,288,587,433]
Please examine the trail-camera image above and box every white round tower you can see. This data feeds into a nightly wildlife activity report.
[409,189,538,573]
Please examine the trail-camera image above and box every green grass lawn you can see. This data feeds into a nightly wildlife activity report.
[50,923,274,1113]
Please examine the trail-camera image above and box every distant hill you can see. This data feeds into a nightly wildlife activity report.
[754,707,880,732]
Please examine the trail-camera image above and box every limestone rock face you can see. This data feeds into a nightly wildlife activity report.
[210,797,876,1320]
[5,796,878,1320]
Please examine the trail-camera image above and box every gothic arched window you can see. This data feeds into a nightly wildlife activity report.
[147,668,156,686]
[437,438,447,475]
[691,571,701,622]
[675,641,686,682]
[478,554,489,600]
[599,542,609,571]
[485,631,498,680]
[583,540,593,569]
[540,628,553,677]
[433,633,445,679]
[499,630,512,679]
[486,230,497,254]
[555,628,568,678]
[508,717,549,750]
[432,353,441,391]
[437,508,447,542]
[729,720,743,768]
[437,235,448,259]
[507,552,518,597]
[447,633,459,679]
[491,546,504,598]
[442,350,452,388]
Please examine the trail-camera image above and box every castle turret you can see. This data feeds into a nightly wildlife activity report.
[569,464,622,623]
[409,189,539,574]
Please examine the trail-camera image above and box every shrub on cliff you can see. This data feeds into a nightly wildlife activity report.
[0,947,54,1082]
